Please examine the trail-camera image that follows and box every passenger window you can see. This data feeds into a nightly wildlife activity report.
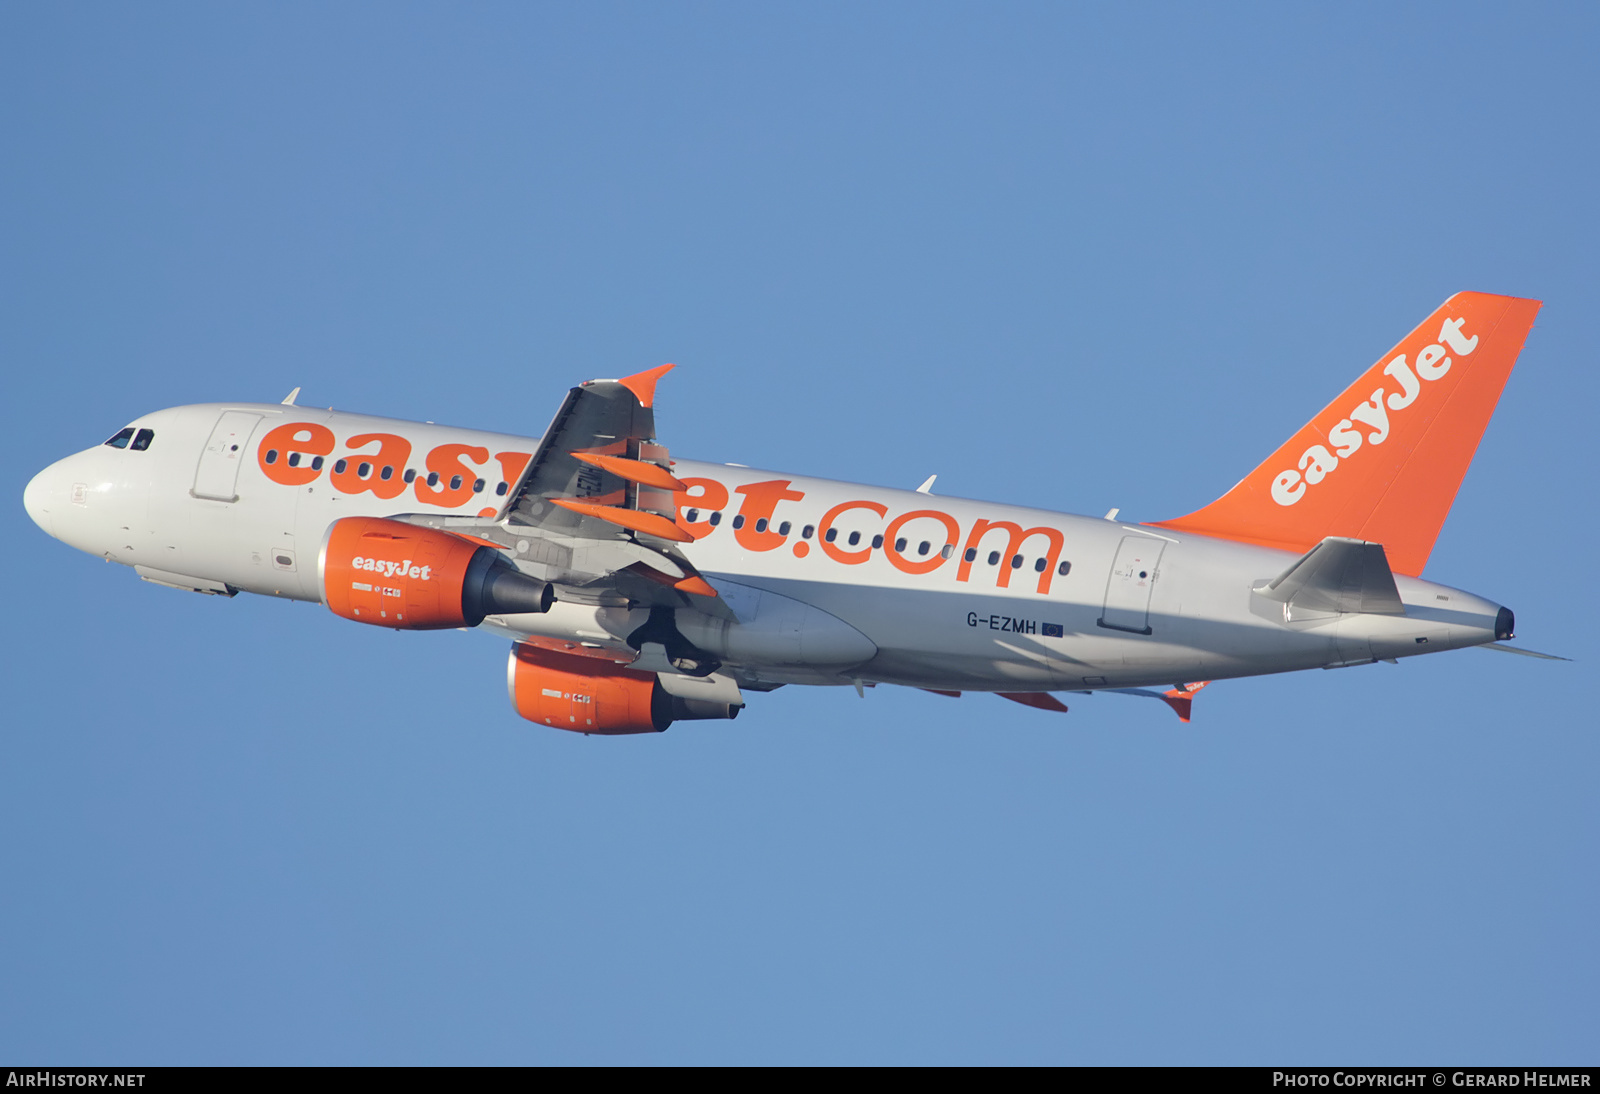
[131,429,154,451]
[918,541,930,556]
[1033,557,1047,572]
[311,456,324,471]
[449,475,463,490]
[495,482,508,496]
[1011,555,1023,569]
[427,471,440,487]
[335,459,348,474]
[825,528,838,543]
[847,531,861,547]
[778,521,791,536]
[380,466,394,481]
[964,548,977,563]
[941,545,955,560]
[404,469,416,483]
[104,428,136,449]
[288,452,301,467]
[358,462,373,478]
[473,478,485,493]
[754,518,767,533]
[987,551,1000,566]
[802,525,814,539]
[264,449,279,464]
[732,515,746,529]
[894,537,907,552]
[1057,561,1072,576]
[686,508,700,522]
[709,511,721,526]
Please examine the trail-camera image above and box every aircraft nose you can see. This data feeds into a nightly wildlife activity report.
[23,462,60,537]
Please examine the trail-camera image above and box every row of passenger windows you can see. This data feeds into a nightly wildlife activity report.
[104,427,155,451]
[261,450,510,495]
[680,508,1072,576]
[960,548,1071,575]
[100,429,1064,576]
[687,509,808,535]
[108,429,1067,575]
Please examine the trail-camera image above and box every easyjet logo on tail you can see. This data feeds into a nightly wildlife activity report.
[1271,316,1479,506]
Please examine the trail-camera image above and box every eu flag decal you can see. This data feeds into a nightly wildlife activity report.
[1042,622,1064,638]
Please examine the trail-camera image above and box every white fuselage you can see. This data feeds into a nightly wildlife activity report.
[23,402,1507,693]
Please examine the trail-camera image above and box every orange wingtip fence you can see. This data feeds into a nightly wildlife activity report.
[613,363,675,409]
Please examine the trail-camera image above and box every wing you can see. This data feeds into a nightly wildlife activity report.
[398,364,731,618]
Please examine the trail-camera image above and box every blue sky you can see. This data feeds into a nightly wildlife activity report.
[3,3,1596,1064]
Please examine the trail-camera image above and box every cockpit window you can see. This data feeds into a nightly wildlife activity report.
[104,428,135,449]
[131,429,155,451]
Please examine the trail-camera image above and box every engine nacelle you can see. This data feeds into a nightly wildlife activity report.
[319,516,553,629]
[507,645,741,734]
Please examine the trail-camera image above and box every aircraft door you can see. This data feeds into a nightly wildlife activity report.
[1099,535,1166,635]
[192,411,263,502]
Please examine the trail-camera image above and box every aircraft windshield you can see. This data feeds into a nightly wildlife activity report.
[103,426,155,450]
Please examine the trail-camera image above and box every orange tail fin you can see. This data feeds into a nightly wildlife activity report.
[1151,292,1540,576]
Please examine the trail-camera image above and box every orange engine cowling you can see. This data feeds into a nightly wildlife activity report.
[508,645,670,734]
[320,516,553,630]
[507,645,745,734]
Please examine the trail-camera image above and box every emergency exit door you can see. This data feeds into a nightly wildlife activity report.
[1099,535,1166,635]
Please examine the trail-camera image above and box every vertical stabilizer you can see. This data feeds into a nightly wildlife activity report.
[1152,292,1540,575]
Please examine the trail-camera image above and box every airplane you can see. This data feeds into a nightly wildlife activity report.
[22,291,1557,733]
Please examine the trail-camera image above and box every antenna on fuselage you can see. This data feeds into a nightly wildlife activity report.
[281,387,301,406]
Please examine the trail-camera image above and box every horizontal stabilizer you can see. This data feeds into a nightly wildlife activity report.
[1254,536,1404,618]
[1478,642,1571,661]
